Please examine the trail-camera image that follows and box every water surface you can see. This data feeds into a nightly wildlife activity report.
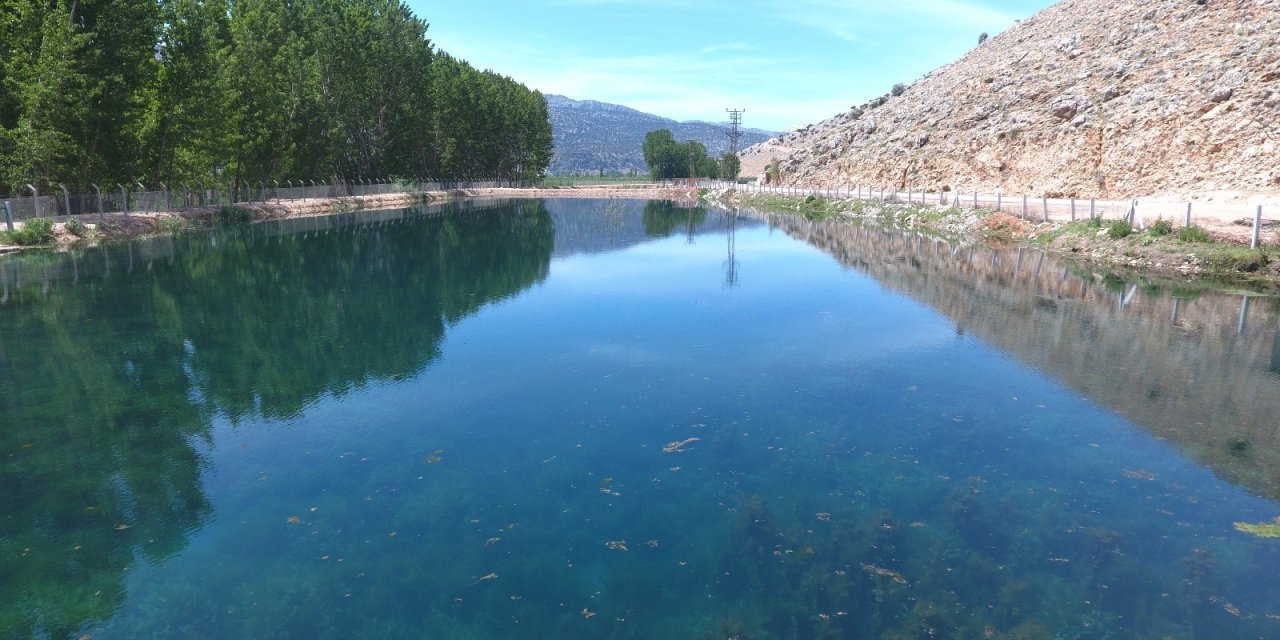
[3,199,1279,639]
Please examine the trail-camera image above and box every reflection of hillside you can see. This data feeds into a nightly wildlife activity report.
[762,212,1280,501]
[543,199,754,258]
[0,200,555,638]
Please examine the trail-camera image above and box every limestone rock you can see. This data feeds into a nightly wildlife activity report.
[740,0,1280,201]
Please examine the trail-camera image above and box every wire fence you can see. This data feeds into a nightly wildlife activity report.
[0,179,508,226]
[700,180,1275,249]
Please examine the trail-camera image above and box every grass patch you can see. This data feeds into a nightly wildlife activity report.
[1179,224,1210,243]
[1148,218,1173,236]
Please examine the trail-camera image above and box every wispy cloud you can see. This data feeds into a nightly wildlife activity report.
[766,0,1017,42]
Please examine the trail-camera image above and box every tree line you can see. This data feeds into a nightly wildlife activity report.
[642,129,739,181]
[0,0,554,195]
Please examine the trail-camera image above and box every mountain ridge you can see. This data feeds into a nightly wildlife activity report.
[547,94,777,176]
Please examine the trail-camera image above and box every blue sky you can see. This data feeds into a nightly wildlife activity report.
[407,0,1055,132]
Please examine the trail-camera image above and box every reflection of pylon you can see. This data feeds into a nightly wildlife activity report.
[723,210,739,288]
[725,109,745,156]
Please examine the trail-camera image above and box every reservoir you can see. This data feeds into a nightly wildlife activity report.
[2,199,1279,639]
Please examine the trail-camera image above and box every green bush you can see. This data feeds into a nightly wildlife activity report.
[1148,218,1173,236]
[1085,215,1104,229]
[1178,224,1210,243]
[7,217,56,245]
[1107,219,1133,239]
[215,205,253,225]
[65,217,88,237]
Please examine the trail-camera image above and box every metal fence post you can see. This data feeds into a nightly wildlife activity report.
[118,183,129,216]
[1042,196,1048,222]
[59,183,71,217]
[1185,203,1192,228]
[1070,198,1076,221]
[160,182,168,211]
[26,184,39,218]
[1252,205,1262,249]
[135,182,147,212]
[2,200,12,232]
[92,184,103,221]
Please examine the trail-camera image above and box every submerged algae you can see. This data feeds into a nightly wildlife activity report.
[1233,517,1280,538]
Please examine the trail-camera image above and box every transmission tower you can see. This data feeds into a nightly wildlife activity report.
[725,109,746,156]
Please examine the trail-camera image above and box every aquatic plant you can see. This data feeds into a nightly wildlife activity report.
[1233,516,1280,537]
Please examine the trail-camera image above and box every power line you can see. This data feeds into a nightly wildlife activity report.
[725,109,745,156]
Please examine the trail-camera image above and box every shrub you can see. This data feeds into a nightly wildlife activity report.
[1085,215,1104,229]
[154,216,195,234]
[890,83,906,97]
[8,217,56,245]
[1148,218,1173,236]
[1107,219,1133,239]
[1178,224,1210,243]
[215,205,253,225]
[978,32,989,44]
[65,217,88,237]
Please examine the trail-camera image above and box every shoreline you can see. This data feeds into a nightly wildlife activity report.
[4,183,1279,291]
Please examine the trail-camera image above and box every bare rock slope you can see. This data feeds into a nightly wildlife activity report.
[748,0,1280,201]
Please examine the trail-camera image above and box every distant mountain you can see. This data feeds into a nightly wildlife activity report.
[546,95,778,176]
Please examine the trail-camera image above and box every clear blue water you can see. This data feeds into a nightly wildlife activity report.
[3,199,1280,639]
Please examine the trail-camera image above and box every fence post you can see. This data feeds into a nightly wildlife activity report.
[997,192,1002,212]
[1090,198,1096,219]
[59,183,71,217]
[92,184,103,221]
[118,184,129,216]
[273,180,280,202]
[160,183,168,211]
[1251,205,1262,249]
[1070,198,1076,221]
[135,182,147,212]
[1021,194,1027,219]
[2,200,12,232]
[1185,203,1192,228]
[1042,196,1048,222]
[973,191,977,209]
[26,184,39,218]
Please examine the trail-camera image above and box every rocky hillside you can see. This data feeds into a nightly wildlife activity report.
[547,95,776,175]
[745,0,1280,201]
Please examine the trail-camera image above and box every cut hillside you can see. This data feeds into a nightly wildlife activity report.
[748,0,1280,202]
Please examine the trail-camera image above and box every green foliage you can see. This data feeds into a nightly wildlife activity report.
[766,161,781,184]
[5,216,55,245]
[641,130,721,180]
[1107,219,1133,239]
[64,217,88,237]
[720,154,740,181]
[1085,215,1104,229]
[153,215,196,235]
[1148,218,1173,236]
[215,205,253,225]
[1179,224,1210,243]
[1,1,552,193]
